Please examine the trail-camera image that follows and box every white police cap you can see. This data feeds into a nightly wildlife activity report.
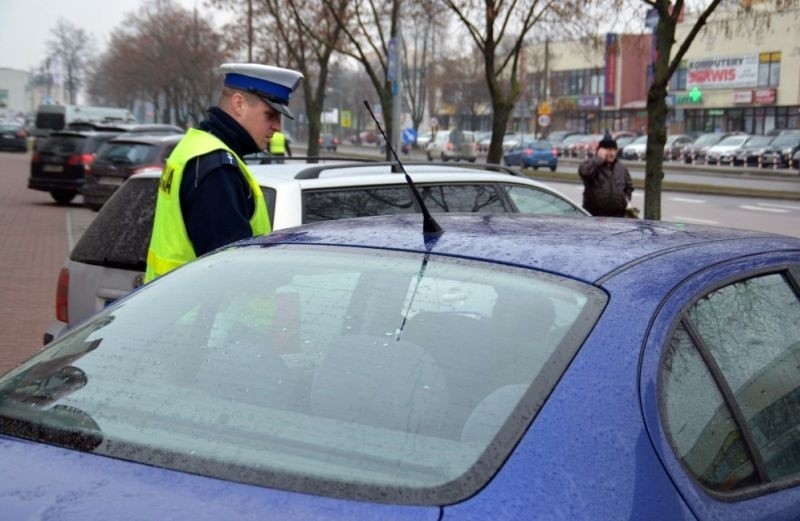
[220,63,304,120]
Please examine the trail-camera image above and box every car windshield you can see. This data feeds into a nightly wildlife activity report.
[96,141,158,165]
[632,135,648,145]
[771,133,800,147]
[0,244,603,504]
[745,136,772,147]
[716,135,749,146]
[695,133,722,146]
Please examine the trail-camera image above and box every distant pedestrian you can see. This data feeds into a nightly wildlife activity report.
[145,63,303,283]
[269,130,290,163]
[578,132,633,217]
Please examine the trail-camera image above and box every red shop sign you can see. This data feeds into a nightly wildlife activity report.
[754,88,776,104]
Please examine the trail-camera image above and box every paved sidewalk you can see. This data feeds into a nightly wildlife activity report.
[0,151,70,372]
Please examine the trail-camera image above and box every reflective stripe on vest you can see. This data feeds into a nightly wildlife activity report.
[269,131,286,154]
[144,129,270,283]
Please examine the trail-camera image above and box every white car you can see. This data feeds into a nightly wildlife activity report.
[45,161,588,343]
[621,135,648,160]
[705,135,751,165]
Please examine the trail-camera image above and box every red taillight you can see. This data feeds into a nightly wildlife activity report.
[56,267,69,323]
[318,137,323,144]
[552,148,558,156]
[524,148,533,156]
[68,153,94,176]
[333,137,339,145]
[32,152,40,163]
[16,130,27,139]
[447,142,452,151]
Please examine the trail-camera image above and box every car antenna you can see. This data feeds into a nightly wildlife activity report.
[363,101,443,236]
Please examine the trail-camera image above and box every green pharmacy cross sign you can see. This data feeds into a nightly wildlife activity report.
[672,87,703,106]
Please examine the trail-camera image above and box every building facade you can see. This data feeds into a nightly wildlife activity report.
[519,5,799,136]
[0,68,33,121]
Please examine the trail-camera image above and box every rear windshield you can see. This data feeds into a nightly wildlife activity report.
[70,177,158,270]
[39,135,86,155]
[0,245,605,504]
[36,112,65,131]
[95,142,158,165]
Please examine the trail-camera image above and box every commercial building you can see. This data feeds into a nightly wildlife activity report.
[520,5,799,136]
[0,68,33,121]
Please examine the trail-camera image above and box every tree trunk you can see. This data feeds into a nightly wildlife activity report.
[486,101,511,164]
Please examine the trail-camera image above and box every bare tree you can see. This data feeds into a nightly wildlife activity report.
[87,0,229,126]
[400,2,447,139]
[46,18,95,104]
[262,0,346,157]
[322,0,401,160]
[444,0,583,164]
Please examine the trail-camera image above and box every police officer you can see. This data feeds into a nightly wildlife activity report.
[145,63,303,283]
[268,130,291,163]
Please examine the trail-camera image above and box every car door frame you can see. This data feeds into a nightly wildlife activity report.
[640,252,800,521]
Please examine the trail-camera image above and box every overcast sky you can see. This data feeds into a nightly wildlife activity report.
[0,0,223,72]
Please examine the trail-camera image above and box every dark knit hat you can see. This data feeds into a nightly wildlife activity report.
[598,132,617,149]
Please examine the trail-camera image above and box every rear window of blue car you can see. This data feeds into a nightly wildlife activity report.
[0,245,605,505]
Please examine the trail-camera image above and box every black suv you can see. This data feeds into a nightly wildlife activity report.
[82,133,183,211]
[28,123,183,204]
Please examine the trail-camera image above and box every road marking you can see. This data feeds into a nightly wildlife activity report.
[670,215,719,225]
[66,209,75,252]
[670,197,705,204]
[753,202,800,211]
[739,205,789,214]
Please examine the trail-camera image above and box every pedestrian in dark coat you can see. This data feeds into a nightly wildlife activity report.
[578,133,634,217]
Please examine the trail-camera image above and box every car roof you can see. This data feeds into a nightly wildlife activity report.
[248,214,799,284]
[247,161,566,191]
[104,133,184,145]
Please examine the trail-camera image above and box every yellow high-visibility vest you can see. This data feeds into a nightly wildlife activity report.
[144,129,269,283]
[269,131,286,155]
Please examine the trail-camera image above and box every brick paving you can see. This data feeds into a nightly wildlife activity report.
[0,151,71,372]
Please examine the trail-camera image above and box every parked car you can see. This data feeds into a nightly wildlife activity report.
[478,132,493,152]
[705,134,752,165]
[82,133,183,211]
[663,134,695,161]
[426,130,478,162]
[415,130,435,149]
[555,134,586,157]
[5,213,800,520]
[544,130,580,146]
[28,123,184,204]
[43,160,587,343]
[760,130,800,169]
[732,135,774,167]
[503,140,558,171]
[621,135,648,160]
[792,149,800,172]
[0,121,29,152]
[319,134,338,151]
[568,133,603,158]
[615,135,637,151]
[682,132,743,164]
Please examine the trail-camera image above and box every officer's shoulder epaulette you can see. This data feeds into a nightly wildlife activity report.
[192,149,240,185]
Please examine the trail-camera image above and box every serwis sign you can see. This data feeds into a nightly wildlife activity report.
[687,54,758,90]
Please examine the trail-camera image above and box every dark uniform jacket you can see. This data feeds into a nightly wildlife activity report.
[578,156,634,217]
[179,107,261,256]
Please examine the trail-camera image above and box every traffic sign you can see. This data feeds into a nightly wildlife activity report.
[538,102,551,116]
[402,128,417,145]
[340,110,352,128]
[538,114,552,127]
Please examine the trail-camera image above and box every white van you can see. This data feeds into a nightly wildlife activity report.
[33,104,137,138]
[426,129,478,162]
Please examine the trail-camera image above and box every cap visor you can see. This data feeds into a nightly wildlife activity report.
[261,96,294,120]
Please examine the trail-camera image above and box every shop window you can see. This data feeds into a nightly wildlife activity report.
[670,65,688,91]
[758,52,780,88]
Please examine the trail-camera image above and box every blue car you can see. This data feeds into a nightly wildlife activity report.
[1,214,800,520]
[503,140,558,171]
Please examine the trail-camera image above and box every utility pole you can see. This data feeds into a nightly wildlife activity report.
[247,0,253,62]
